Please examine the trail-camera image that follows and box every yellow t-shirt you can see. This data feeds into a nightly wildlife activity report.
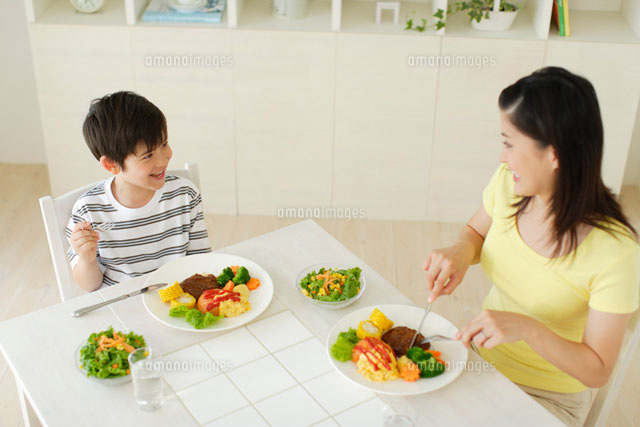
[477,163,640,393]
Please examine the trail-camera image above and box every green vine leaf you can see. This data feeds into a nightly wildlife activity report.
[404,18,413,30]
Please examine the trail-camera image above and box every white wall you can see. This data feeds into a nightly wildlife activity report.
[623,99,640,188]
[0,0,45,163]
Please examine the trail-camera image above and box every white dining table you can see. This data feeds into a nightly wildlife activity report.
[0,220,563,427]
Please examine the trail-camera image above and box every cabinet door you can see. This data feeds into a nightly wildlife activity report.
[332,34,440,221]
[131,27,236,214]
[231,30,336,216]
[545,40,640,195]
[428,37,546,222]
[30,25,134,195]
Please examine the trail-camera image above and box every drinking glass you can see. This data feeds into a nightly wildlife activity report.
[128,347,165,411]
[382,402,418,427]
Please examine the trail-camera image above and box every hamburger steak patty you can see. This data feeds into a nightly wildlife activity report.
[180,273,219,300]
[381,326,431,357]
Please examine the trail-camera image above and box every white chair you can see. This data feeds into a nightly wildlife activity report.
[585,306,640,426]
[39,162,201,302]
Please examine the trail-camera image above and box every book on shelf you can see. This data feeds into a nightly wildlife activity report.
[551,0,570,37]
[563,0,571,37]
[142,0,226,23]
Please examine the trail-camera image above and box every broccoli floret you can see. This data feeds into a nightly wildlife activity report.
[233,267,250,285]
[418,357,445,378]
[406,347,444,378]
[406,346,432,363]
[217,267,234,285]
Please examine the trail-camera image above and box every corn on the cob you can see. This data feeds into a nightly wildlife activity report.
[356,320,382,340]
[158,281,183,302]
[369,308,394,333]
[170,293,196,309]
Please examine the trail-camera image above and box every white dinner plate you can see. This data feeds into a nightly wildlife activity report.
[326,304,468,395]
[143,253,274,332]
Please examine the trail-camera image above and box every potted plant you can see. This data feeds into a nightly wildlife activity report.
[405,0,520,34]
[451,0,520,31]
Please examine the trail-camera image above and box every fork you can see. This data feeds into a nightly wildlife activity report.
[417,334,455,345]
[93,221,115,232]
[420,333,481,353]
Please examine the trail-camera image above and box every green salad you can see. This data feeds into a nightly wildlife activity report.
[299,266,362,302]
[78,326,146,379]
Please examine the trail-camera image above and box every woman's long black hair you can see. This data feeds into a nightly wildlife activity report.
[499,66,637,259]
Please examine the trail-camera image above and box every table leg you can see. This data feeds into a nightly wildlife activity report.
[16,376,32,427]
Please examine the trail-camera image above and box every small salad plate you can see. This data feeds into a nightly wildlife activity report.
[75,327,146,386]
[295,263,366,309]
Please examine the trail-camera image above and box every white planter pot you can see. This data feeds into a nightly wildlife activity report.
[272,0,307,19]
[470,9,519,31]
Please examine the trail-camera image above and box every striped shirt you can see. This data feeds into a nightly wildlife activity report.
[65,175,212,288]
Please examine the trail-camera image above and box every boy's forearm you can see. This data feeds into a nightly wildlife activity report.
[455,224,485,265]
[72,258,103,292]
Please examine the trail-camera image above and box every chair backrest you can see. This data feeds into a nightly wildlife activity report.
[584,300,640,426]
[39,163,201,302]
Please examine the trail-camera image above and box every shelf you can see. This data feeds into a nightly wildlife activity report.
[548,10,640,44]
[444,7,541,40]
[237,0,332,32]
[340,0,439,36]
[35,0,127,25]
[24,0,640,43]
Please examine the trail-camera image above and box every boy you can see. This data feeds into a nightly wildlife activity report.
[66,91,211,291]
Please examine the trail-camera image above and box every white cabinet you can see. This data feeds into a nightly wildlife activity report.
[232,31,336,215]
[545,41,640,195]
[129,27,237,214]
[23,0,640,221]
[332,34,439,220]
[427,37,547,222]
[29,25,134,195]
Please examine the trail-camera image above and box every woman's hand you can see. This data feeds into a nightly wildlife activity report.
[453,309,537,350]
[423,242,475,303]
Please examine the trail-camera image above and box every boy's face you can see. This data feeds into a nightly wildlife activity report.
[120,140,173,191]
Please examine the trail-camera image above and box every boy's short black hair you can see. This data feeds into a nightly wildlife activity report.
[82,91,167,168]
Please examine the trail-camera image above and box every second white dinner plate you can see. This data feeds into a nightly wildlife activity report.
[326,304,468,395]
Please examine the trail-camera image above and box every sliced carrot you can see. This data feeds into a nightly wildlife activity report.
[399,361,420,382]
[230,266,239,275]
[246,277,261,290]
[223,280,235,291]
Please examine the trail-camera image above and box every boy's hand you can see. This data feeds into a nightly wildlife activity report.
[70,222,100,263]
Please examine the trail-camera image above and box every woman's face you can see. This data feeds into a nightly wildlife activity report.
[498,111,558,200]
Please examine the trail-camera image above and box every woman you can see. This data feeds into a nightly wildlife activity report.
[424,67,639,426]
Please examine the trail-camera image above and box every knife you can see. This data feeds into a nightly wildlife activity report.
[408,302,432,349]
[71,283,167,317]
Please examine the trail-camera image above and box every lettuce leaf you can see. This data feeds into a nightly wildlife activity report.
[330,328,359,362]
[185,308,222,329]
